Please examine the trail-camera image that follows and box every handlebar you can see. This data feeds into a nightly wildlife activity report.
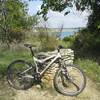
[24,43,64,56]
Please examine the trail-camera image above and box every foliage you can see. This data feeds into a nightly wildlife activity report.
[37,0,100,31]
[36,27,58,51]
[73,29,100,53]
[36,0,94,20]
[30,0,100,29]
[0,47,31,76]
[0,0,38,45]
[75,58,100,90]
[87,0,100,32]
[63,35,75,43]
[72,1,100,52]
[36,0,100,52]
[62,35,75,48]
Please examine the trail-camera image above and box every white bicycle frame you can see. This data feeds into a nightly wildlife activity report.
[33,52,62,76]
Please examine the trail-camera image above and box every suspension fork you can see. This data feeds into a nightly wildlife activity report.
[59,60,80,90]
[58,59,70,87]
[58,59,69,79]
[59,59,67,72]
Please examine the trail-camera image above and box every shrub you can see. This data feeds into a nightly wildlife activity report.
[36,27,58,51]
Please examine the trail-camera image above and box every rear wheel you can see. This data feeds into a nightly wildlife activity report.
[7,60,35,90]
[54,64,86,96]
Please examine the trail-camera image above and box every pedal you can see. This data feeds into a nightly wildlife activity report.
[32,73,41,83]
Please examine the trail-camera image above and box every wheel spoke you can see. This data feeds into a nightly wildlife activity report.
[7,60,34,90]
[54,65,86,96]
[70,80,80,91]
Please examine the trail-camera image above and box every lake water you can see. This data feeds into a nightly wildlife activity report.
[60,31,75,39]
[60,28,80,39]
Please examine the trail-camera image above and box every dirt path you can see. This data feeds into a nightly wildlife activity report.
[13,78,100,100]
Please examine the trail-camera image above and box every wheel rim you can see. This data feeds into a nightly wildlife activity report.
[56,66,85,95]
[8,61,34,89]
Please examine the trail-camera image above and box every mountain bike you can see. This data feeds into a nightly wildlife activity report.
[7,44,86,96]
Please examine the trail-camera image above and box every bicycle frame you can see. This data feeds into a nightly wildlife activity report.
[33,52,62,76]
[7,45,86,95]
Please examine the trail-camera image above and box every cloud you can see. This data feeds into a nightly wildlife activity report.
[28,1,42,15]
[27,1,89,28]
[46,10,89,28]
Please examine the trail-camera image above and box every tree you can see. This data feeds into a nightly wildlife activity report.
[36,0,100,52]
[36,0,91,20]
[36,0,100,28]
[87,0,100,32]
[0,0,38,45]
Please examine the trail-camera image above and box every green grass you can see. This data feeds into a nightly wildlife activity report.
[0,48,32,76]
[0,42,100,92]
[75,58,100,90]
[58,40,72,48]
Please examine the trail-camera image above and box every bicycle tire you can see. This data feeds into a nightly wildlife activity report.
[54,64,86,96]
[7,60,35,90]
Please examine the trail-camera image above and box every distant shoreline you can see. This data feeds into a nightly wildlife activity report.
[35,27,85,29]
[34,27,85,32]
[43,27,85,29]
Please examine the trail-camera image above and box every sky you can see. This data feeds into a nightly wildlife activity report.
[27,0,89,28]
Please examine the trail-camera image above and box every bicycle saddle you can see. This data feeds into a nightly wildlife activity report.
[24,43,36,48]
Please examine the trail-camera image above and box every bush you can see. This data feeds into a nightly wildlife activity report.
[62,35,75,48]
[63,35,75,42]
[75,58,100,90]
[73,29,100,53]
[36,27,58,51]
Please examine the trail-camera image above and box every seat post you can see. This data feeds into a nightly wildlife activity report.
[29,47,34,57]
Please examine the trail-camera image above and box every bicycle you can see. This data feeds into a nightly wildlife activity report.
[7,44,86,96]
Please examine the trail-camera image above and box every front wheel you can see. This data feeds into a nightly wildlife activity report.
[54,64,86,96]
[7,60,35,90]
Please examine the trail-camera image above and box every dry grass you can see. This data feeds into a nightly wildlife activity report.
[13,78,100,100]
[0,78,16,100]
